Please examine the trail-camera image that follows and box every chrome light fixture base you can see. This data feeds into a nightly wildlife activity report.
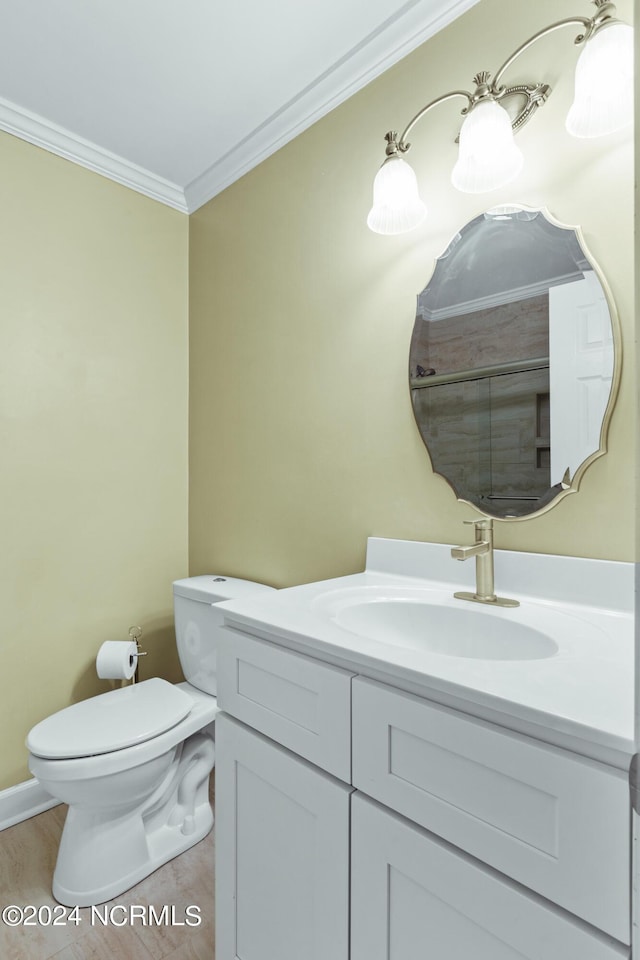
[458,73,551,139]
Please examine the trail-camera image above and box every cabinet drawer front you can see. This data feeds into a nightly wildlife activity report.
[218,628,353,781]
[352,794,628,960]
[216,715,352,960]
[352,678,629,943]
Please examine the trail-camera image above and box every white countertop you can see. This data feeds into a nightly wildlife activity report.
[218,539,635,768]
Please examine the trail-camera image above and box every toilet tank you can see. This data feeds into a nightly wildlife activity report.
[173,575,276,696]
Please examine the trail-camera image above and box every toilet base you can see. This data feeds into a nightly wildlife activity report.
[52,731,216,907]
[53,801,214,907]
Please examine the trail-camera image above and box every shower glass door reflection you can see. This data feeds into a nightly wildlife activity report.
[412,365,551,518]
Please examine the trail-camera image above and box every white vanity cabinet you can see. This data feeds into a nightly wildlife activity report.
[215,631,354,960]
[352,676,630,942]
[215,714,352,960]
[215,627,630,960]
[351,793,626,960]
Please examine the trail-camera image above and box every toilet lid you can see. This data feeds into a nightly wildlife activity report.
[27,678,194,759]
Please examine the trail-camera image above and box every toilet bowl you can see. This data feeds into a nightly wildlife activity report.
[26,575,275,907]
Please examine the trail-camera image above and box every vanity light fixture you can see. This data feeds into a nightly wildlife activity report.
[367,0,633,235]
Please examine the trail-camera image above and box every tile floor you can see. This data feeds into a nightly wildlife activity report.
[0,777,215,960]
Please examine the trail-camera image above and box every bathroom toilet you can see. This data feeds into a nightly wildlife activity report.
[26,574,275,907]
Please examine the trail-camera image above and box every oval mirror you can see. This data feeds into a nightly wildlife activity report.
[409,207,620,519]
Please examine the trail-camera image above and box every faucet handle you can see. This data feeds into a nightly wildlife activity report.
[463,517,493,529]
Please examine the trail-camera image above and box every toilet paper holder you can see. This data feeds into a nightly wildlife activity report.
[128,625,147,683]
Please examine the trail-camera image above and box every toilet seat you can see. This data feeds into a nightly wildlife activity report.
[28,682,219,784]
[27,678,193,760]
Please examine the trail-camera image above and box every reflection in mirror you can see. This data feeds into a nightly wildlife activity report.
[409,208,618,519]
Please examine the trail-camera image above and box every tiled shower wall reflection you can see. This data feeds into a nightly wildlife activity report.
[410,295,550,511]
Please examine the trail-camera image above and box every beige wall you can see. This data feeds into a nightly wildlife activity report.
[0,135,189,790]
[189,0,635,588]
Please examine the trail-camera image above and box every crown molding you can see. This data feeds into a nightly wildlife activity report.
[0,96,189,213]
[0,0,479,214]
[184,0,481,212]
[422,271,585,322]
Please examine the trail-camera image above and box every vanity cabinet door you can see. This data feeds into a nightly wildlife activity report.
[351,793,628,960]
[215,714,352,960]
[352,677,630,942]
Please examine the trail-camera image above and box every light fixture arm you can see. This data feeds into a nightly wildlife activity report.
[394,90,474,154]
[492,0,620,92]
[492,20,590,92]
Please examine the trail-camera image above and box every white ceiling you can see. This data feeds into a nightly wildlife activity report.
[0,0,479,212]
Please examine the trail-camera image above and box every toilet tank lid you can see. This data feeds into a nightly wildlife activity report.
[173,575,276,603]
[26,678,194,760]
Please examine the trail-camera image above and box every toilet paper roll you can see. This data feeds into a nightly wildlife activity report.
[96,640,139,680]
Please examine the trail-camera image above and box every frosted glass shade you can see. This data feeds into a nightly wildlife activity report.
[451,99,523,194]
[566,22,633,138]
[367,155,427,235]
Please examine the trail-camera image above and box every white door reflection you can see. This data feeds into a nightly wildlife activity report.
[549,272,614,485]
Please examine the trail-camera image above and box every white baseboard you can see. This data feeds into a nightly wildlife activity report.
[0,778,61,832]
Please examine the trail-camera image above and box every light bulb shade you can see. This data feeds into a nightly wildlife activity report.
[566,22,633,138]
[367,155,427,235]
[451,99,523,194]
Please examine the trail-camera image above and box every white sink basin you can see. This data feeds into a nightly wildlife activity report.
[334,598,558,660]
[312,586,563,661]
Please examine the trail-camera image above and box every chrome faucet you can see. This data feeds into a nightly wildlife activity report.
[451,518,519,608]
